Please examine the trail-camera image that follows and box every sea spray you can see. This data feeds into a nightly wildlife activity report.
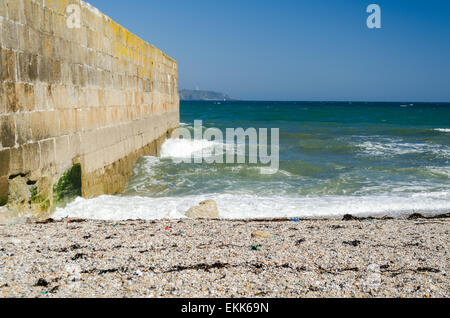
[168,120,280,173]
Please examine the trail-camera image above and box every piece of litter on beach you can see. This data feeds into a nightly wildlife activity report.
[290,218,301,222]
[165,226,171,231]
[250,245,261,251]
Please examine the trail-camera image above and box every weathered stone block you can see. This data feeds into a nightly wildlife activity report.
[0,149,10,176]
[38,56,51,83]
[52,12,64,39]
[33,82,46,111]
[87,68,96,86]
[17,24,29,52]
[55,135,71,164]
[4,82,18,113]
[1,17,18,50]
[1,47,16,81]
[23,0,41,27]
[85,107,99,129]
[22,142,40,173]
[46,0,65,15]
[30,111,59,141]
[40,7,53,35]
[39,33,50,57]
[69,63,80,85]
[16,83,35,111]
[47,111,60,137]
[0,1,7,19]
[0,114,15,148]
[0,83,4,115]
[44,84,54,109]
[75,109,86,132]
[58,109,74,135]
[39,138,55,168]
[50,59,61,84]
[9,146,23,175]
[81,149,105,174]
[14,113,30,145]
[28,53,39,81]
[17,51,39,83]
[6,175,30,206]
[79,129,98,155]
[68,133,81,160]
[79,65,89,87]
[29,112,45,141]
[60,62,71,85]
[28,27,40,55]
[6,0,21,22]
[0,176,8,206]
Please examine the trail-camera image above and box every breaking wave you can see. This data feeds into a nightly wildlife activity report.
[434,128,450,133]
[53,191,450,221]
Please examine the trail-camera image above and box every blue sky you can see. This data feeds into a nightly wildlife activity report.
[87,0,450,102]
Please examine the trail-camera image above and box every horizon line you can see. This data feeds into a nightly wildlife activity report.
[180,99,450,104]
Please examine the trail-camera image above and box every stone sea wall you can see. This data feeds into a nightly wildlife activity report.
[0,0,179,218]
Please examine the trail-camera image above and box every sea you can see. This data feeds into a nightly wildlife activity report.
[54,101,450,220]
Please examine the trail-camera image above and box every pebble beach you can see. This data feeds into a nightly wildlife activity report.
[0,217,448,298]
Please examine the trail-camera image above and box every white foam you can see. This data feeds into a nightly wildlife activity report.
[435,128,450,133]
[53,196,186,221]
[358,139,450,157]
[161,138,232,159]
[134,156,160,176]
[52,191,450,221]
[427,166,450,178]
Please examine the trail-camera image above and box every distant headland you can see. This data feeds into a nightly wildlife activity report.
[180,89,238,101]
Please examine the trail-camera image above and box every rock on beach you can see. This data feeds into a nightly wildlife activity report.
[186,200,219,219]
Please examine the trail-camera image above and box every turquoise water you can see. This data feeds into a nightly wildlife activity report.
[55,101,450,220]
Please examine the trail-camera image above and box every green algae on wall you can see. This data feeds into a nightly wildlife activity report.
[29,185,50,212]
[0,177,8,206]
[53,164,82,207]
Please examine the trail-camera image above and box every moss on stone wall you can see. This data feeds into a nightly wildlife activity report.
[29,185,50,212]
[29,186,39,203]
[0,177,9,206]
[53,164,82,207]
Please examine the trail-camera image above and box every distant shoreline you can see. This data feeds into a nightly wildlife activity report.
[180,89,238,101]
